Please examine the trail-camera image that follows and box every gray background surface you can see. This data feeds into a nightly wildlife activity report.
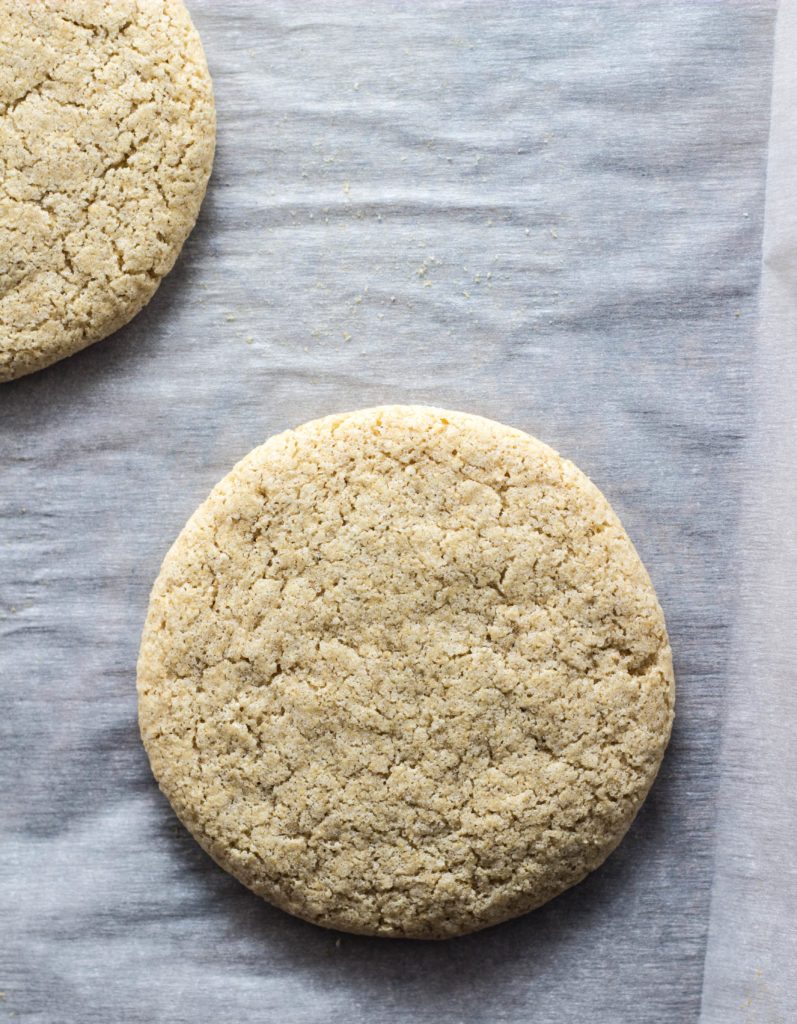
[1,2,788,1022]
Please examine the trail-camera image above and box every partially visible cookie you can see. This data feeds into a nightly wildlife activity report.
[0,0,215,382]
[138,406,675,939]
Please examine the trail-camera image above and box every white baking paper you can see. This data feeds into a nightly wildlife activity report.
[1,3,792,1021]
[698,1,797,1021]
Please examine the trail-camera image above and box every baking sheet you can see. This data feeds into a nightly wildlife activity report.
[1,2,791,1021]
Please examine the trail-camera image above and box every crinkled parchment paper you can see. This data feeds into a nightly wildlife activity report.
[1,2,793,1021]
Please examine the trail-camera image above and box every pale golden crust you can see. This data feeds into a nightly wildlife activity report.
[138,406,674,938]
[0,0,215,382]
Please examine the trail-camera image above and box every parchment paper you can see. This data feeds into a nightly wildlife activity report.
[1,3,793,1021]
[699,2,797,1021]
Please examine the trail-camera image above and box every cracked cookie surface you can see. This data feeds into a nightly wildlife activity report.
[0,0,215,382]
[137,406,675,938]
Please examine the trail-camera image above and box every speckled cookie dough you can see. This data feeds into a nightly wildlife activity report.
[137,406,675,939]
[0,0,215,382]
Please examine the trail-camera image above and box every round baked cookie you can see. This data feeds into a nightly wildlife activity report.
[0,0,215,382]
[138,406,674,939]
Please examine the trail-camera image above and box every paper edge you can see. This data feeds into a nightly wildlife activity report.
[698,0,797,1020]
